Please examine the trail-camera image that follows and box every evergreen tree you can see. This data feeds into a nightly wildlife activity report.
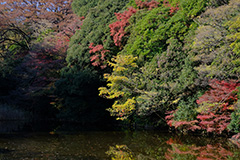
[55,0,129,123]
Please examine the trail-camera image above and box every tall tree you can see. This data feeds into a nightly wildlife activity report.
[0,0,82,118]
[99,0,209,124]
[55,0,129,123]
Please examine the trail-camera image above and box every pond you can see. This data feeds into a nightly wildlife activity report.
[0,121,240,159]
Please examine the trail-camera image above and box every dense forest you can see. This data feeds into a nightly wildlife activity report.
[0,0,240,137]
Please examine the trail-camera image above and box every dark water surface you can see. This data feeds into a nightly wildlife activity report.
[0,121,240,159]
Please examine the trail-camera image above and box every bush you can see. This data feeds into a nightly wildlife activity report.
[228,103,240,133]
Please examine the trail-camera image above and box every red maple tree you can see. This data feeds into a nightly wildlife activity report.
[166,79,240,134]
[109,0,160,47]
[135,0,160,10]
[89,43,109,69]
[109,7,137,47]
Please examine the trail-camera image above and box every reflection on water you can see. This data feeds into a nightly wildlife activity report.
[0,122,239,159]
[106,135,240,160]
[165,138,235,160]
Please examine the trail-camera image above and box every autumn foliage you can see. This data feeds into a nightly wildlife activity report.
[165,110,200,131]
[109,0,160,47]
[1,0,240,131]
[109,7,137,47]
[196,113,231,134]
[0,0,83,118]
[90,0,160,68]
[163,0,179,15]
[196,79,240,134]
[165,138,234,159]
[197,79,240,109]
[166,79,240,134]
[89,43,109,69]
[135,0,160,10]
